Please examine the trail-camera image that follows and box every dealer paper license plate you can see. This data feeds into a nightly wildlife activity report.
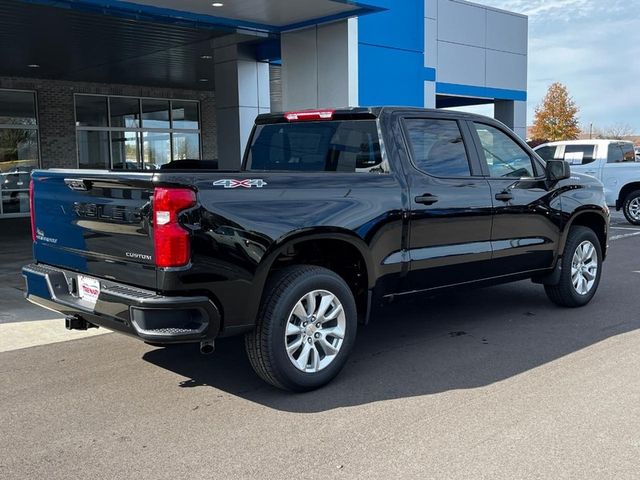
[78,275,100,306]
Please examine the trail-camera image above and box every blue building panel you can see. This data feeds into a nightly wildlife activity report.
[357,0,423,52]
[359,44,424,107]
[436,82,527,102]
[357,0,425,107]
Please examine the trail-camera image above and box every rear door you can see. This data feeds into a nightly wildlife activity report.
[560,143,602,179]
[469,121,560,276]
[401,114,494,292]
[31,171,157,289]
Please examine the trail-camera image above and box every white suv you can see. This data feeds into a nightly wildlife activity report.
[534,139,640,224]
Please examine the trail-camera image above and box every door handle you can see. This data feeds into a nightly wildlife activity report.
[415,194,439,205]
[495,192,514,202]
[584,171,597,176]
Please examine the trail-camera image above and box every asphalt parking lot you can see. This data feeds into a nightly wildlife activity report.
[2,213,640,479]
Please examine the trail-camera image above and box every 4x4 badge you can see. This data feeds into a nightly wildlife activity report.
[213,179,267,189]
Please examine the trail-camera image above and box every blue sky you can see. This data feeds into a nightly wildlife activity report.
[461,0,640,133]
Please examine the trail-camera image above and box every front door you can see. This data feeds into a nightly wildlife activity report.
[401,116,494,292]
[469,121,561,277]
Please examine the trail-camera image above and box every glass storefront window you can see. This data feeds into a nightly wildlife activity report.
[75,95,201,171]
[110,97,140,128]
[111,131,141,170]
[143,132,171,169]
[172,132,200,160]
[75,95,108,127]
[0,91,37,126]
[171,101,199,130]
[0,90,39,217]
[142,99,170,129]
[77,131,110,169]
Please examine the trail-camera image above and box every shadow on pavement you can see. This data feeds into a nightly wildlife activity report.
[143,257,640,412]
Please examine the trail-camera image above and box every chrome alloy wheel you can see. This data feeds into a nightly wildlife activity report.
[628,197,640,221]
[284,290,346,373]
[571,240,598,295]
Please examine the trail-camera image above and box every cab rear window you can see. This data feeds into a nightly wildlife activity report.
[245,120,383,172]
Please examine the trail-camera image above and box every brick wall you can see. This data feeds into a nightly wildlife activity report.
[0,76,216,168]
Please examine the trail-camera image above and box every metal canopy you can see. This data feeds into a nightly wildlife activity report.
[0,0,248,90]
[128,0,377,30]
[1,0,381,90]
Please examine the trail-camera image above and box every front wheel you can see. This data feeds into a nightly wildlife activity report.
[622,190,640,225]
[245,265,357,392]
[544,226,602,307]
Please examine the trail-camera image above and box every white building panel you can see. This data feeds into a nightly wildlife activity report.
[424,81,436,108]
[317,21,350,108]
[281,20,358,110]
[424,17,437,68]
[425,0,437,19]
[486,10,528,55]
[485,49,527,91]
[281,27,319,109]
[436,41,485,87]
[437,0,486,48]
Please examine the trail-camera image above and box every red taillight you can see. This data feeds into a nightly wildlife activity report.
[284,109,335,122]
[29,179,36,242]
[153,187,196,268]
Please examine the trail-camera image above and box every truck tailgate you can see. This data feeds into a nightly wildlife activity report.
[31,170,157,289]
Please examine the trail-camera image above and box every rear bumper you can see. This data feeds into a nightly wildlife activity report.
[22,263,221,344]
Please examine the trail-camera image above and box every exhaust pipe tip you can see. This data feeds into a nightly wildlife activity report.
[200,340,215,355]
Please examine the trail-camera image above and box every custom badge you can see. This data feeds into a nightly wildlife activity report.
[213,179,268,189]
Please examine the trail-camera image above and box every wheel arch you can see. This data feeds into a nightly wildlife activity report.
[560,209,608,259]
[252,229,377,324]
[616,182,640,210]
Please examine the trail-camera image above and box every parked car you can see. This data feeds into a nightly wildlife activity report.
[635,146,640,161]
[23,108,609,391]
[534,139,640,224]
[1,166,32,191]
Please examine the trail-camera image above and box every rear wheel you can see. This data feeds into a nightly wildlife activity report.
[544,226,602,307]
[622,190,640,225]
[245,265,357,392]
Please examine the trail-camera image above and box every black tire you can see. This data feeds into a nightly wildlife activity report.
[544,226,602,307]
[245,265,357,392]
[622,190,640,225]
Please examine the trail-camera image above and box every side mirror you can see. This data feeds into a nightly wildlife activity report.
[546,160,571,182]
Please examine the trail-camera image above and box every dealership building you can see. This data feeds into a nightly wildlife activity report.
[0,0,527,218]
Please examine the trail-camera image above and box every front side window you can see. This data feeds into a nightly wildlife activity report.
[404,118,470,177]
[564,144,596,165]
[245,120,383,172]
[474,123,535,178]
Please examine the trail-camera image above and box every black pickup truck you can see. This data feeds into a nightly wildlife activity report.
[23,107,609,391]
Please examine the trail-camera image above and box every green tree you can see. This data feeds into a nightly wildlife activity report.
[530,82,580,141]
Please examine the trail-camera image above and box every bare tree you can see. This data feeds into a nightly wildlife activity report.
[598,123,635,140]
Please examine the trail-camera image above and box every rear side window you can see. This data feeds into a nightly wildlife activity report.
[564,144,596,165]
[404,118,471,177]
[534,145,557,161]
[245,120,383,172]
[607,143,635,163]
